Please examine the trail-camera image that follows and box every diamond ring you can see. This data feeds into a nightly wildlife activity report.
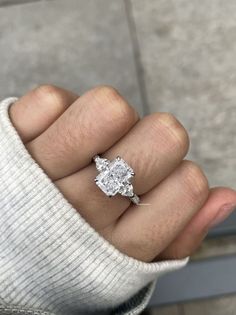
[93,155,140,205]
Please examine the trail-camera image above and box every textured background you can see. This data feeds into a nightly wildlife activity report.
[0,0,235,190]
[0,1,236,314]
[131,0,236,190]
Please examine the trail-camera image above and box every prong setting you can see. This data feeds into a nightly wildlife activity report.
[93,155,139,204]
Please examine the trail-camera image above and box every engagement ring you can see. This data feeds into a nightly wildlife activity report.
[93,155,140,205]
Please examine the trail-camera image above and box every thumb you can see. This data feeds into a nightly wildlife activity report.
[158,186,236,260]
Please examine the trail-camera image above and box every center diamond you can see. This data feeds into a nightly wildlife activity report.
[95,157,134,197]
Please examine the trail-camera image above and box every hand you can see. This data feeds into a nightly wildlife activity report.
[9,85,236,262]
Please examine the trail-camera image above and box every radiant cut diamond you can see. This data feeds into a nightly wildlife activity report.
[94,156,135,197]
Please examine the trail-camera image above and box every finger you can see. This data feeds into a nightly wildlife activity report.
[111,160,209,262]
[26,86,139,180]
[56,163,126,230]
[9,85,78,143]
[104,112,190,195]
[158,187,236,260]
[55,113,189,230]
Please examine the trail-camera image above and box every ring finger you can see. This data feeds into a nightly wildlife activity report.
[56,113,190,230]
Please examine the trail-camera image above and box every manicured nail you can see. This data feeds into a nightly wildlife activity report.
[208,203,236,228]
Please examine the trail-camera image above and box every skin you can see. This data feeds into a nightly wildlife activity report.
[9,84,236,262]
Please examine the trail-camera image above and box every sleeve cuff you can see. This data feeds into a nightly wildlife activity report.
[0,97,188,315]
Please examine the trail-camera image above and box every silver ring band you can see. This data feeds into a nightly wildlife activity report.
[129,194,140,205]
[93,155,140,205]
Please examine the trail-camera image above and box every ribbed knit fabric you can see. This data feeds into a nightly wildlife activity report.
[0,97,188,315]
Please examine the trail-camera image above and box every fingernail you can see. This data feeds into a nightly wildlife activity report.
[208,203,236,228]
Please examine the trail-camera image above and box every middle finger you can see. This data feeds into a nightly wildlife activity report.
[26,86,139,180]
[56,113,190,230]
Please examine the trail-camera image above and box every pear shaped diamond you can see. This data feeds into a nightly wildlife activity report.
[120,183,134,197]
[93,155,109,172]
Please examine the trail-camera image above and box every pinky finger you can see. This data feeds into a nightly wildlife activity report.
[158,187,236,260]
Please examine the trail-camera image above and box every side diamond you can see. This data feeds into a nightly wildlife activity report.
[94,155,110,172]
[119,183,133,197]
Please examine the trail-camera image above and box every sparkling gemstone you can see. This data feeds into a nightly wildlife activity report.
[94,156,109,172]
[119,183,134,197]
[95,157,134,197]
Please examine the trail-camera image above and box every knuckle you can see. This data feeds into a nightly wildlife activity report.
[93,85,120,100]
[34,84,64,108]
[158,112,190,153]
[92,85,138,127]
[182,160,209,201]
[147,112,190,154]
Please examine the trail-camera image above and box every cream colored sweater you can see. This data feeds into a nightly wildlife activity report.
[0,97,188,315]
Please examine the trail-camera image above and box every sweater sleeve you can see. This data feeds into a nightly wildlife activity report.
[0,97,188,315]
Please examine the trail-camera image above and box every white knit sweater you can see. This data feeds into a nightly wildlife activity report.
[0,98,188,315]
